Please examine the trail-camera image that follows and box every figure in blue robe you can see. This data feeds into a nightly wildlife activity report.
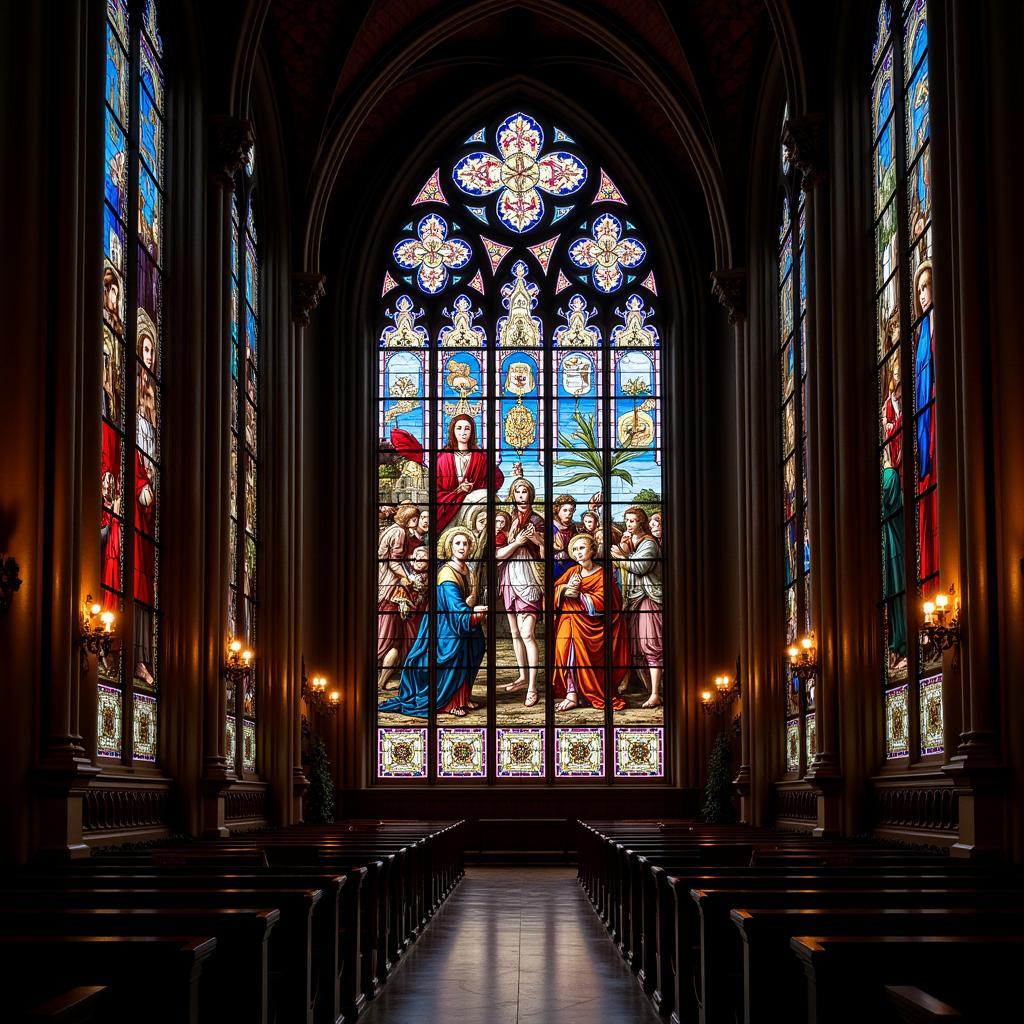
[378,561,484,718]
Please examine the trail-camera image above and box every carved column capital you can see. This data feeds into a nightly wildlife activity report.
[210,116,255,189]
[783,113,828,189]
[293,272,327,327]
[710,268,747,324]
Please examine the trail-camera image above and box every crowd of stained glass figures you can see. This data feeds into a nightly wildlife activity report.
[98,0,163,763]
[872,0,943,761]
[377,113,665,780]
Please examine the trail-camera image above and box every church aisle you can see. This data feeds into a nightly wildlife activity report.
[360,866,660,1024]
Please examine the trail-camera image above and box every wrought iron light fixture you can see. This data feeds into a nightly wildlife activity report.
[786,631,818,684]
[921,585,961,661]
[701,660,741,716]
[301,655,340,715]
[225,637,254,688]
[79,595,115,671]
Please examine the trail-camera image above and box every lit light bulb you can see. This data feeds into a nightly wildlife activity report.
[801,636,813,650]
[787,646,799,661]
[701,690,712,702]
[329,690,341,704]
[100,611,114,632]
[230,639,242,654]
[90,602,101,617]
[242,649,253,664]
[935,593,949,609]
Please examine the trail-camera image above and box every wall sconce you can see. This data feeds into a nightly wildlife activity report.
[0,554,22,614]
[225,637,254,688]
[79,595,115,671]
[786,631,818,683]
[301,655,340,716]
[701,661,741,716]
[921,585,961,662]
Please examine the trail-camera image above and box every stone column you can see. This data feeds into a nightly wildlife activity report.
[200,116,255,838]
[784,115,842,836]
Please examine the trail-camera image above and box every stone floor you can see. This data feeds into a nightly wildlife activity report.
[360,866,660,1024]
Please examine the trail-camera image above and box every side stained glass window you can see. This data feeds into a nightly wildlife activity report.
[778,109,814,776]
[871,0,942,761]
[99,0,163,765]
[376,113,666,783]
[227,146,260,775]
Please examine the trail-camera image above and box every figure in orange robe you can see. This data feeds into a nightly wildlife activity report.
[552,533,628,711]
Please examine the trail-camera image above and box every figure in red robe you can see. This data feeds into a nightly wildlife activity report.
[552,533,628,711]
[408,414,503,533]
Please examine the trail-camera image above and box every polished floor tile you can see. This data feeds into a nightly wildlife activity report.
[360,866,659,1024]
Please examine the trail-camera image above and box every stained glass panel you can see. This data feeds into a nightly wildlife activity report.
[778,136,812,777]
[614,727,663,778]
[555,728,605,777]
[99,0,166,763]
[497,728,545,778]
[226,144,260,771]
[785,718,799,773]
[377,113,665,783]
[885,685,910,758]
[871,0,941,760]
[378,728,428,778]
[438,728,486,778]
[97,684,123,759]
[919,674,943,755]
[133,691,157,762]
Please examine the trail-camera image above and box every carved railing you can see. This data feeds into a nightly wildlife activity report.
[774,783,817,822]
[873,781,959,834]
[83,785,172,833]
[225,785,270,822]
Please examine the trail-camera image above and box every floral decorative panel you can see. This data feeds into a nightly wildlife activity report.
[555,728,605,778]
[438,728,486,778]
[132,690,157,762]
[378,728,428,779]
[242,720,256,773]
[97,684,122,759]
[785,718,800,773]
[919,673,943,755]
[613,727,664,778]
[885,684,910,759]
[496,728,545,778]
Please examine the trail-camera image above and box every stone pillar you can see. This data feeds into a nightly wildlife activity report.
[200,116,255,838]
[290,272,326,819]
[783,115,842,837]
[711,269,754,820]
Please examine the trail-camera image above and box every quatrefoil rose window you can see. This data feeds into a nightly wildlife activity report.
[452,112,588,233]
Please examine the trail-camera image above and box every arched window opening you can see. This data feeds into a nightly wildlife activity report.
[778,109,814,776]
[98,0,164,765]
[376,112,666,783]
[871,0,942,761]
[227,145,260,775]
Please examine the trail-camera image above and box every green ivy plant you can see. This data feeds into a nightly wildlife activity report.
[700,730,737,825]
[305,736,336,825]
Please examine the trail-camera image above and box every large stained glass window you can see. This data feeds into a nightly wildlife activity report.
[226,146,260,775]
[99,0,163,765]
[871,0,942,760]
[376,113,666,782]
[778,112,814,776]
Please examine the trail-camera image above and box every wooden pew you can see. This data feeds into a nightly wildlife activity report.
[733,905,1024,1024]
[25,985,108,1024]
[11,873,349,1024]
[791,934,1024,1024]
[1,887,317,1024]
[0,935,217,1024]
[884,985,963,1021]
[0,907,277,1024]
